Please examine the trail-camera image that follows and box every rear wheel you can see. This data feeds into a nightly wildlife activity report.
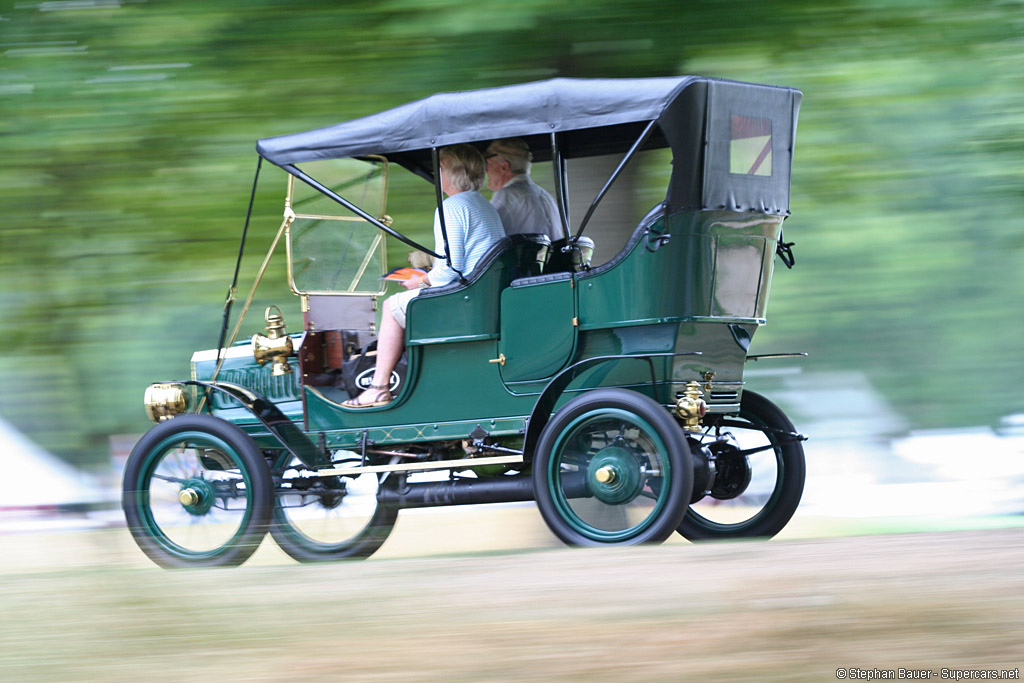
[533,389,692,546]
[269,453,397,562]
[679,390,805,540]
[122,415,273,568]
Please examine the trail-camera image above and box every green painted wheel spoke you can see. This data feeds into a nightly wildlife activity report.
[689,417,779,528]
[269,455,397,562]
[123,415,272,568]
[141,434,253,556]
[680,390,805,541]
[151,473,189,485]
[534,389,691,547]
[549,410,671,542]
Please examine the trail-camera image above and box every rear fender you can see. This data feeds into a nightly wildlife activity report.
[523,352,701,457]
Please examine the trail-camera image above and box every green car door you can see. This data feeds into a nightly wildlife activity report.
[498,274,577,385]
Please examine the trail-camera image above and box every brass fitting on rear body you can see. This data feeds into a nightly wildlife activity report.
[675,381,707,432]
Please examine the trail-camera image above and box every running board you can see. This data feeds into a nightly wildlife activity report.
[317,454,524,476]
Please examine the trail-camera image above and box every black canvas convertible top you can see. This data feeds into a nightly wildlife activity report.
[256,77,698,166]
[257,76,802,215]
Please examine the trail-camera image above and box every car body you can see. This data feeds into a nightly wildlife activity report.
[123,76,807,567]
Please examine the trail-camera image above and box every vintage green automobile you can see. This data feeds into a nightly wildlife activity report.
[123,76,807,567]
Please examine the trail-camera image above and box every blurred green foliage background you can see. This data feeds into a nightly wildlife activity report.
[1,0,1021,467]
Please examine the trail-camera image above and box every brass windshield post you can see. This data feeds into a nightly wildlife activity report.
[281,163,440,258]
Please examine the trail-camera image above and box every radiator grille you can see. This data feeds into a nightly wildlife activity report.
[211,366,301,408]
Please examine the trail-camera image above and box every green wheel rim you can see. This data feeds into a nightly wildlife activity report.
[678,389,806,542]
[688,405,784,533]
[135,430,255,561]
[271,454,388,556]
[547,408,672,543]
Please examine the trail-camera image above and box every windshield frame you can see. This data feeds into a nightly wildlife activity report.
[284,155,392,297]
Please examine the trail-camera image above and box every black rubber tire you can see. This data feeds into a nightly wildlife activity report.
[533,388,692,546]
[122,414,273,568]
[678,390,805,541]
[269,453,398,562]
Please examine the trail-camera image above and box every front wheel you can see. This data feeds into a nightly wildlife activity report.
[269,453,398,562]
[679,390,805,541]
[533,388,692,546]
[122,415,273,568]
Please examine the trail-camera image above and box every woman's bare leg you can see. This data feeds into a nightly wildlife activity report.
[369,306,404,390]
[349,305,404,404]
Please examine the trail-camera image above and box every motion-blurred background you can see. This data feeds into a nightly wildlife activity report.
[1,0,1022,525]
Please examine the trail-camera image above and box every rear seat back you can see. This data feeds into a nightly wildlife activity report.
[406,233,551,345]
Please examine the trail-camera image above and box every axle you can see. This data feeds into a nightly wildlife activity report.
[373,441,723,511]
[376,473,589,509]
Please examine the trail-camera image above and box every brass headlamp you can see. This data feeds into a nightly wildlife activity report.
[144,383,188,423]
[252,305,294,376]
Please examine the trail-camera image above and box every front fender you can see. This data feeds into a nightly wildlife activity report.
[181,380,328,469]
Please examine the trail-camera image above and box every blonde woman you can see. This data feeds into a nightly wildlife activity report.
[344,144,505,408]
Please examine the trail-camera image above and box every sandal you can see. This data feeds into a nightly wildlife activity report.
[342,383,393,409]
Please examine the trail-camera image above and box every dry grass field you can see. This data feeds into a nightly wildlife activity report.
[1,507,1022,682]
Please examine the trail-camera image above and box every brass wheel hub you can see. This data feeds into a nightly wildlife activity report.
[178,478,215,516]
[179,488,200,506]
[586,447,644,505]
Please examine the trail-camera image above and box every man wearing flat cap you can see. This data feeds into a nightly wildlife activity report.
[485,138,565,241]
